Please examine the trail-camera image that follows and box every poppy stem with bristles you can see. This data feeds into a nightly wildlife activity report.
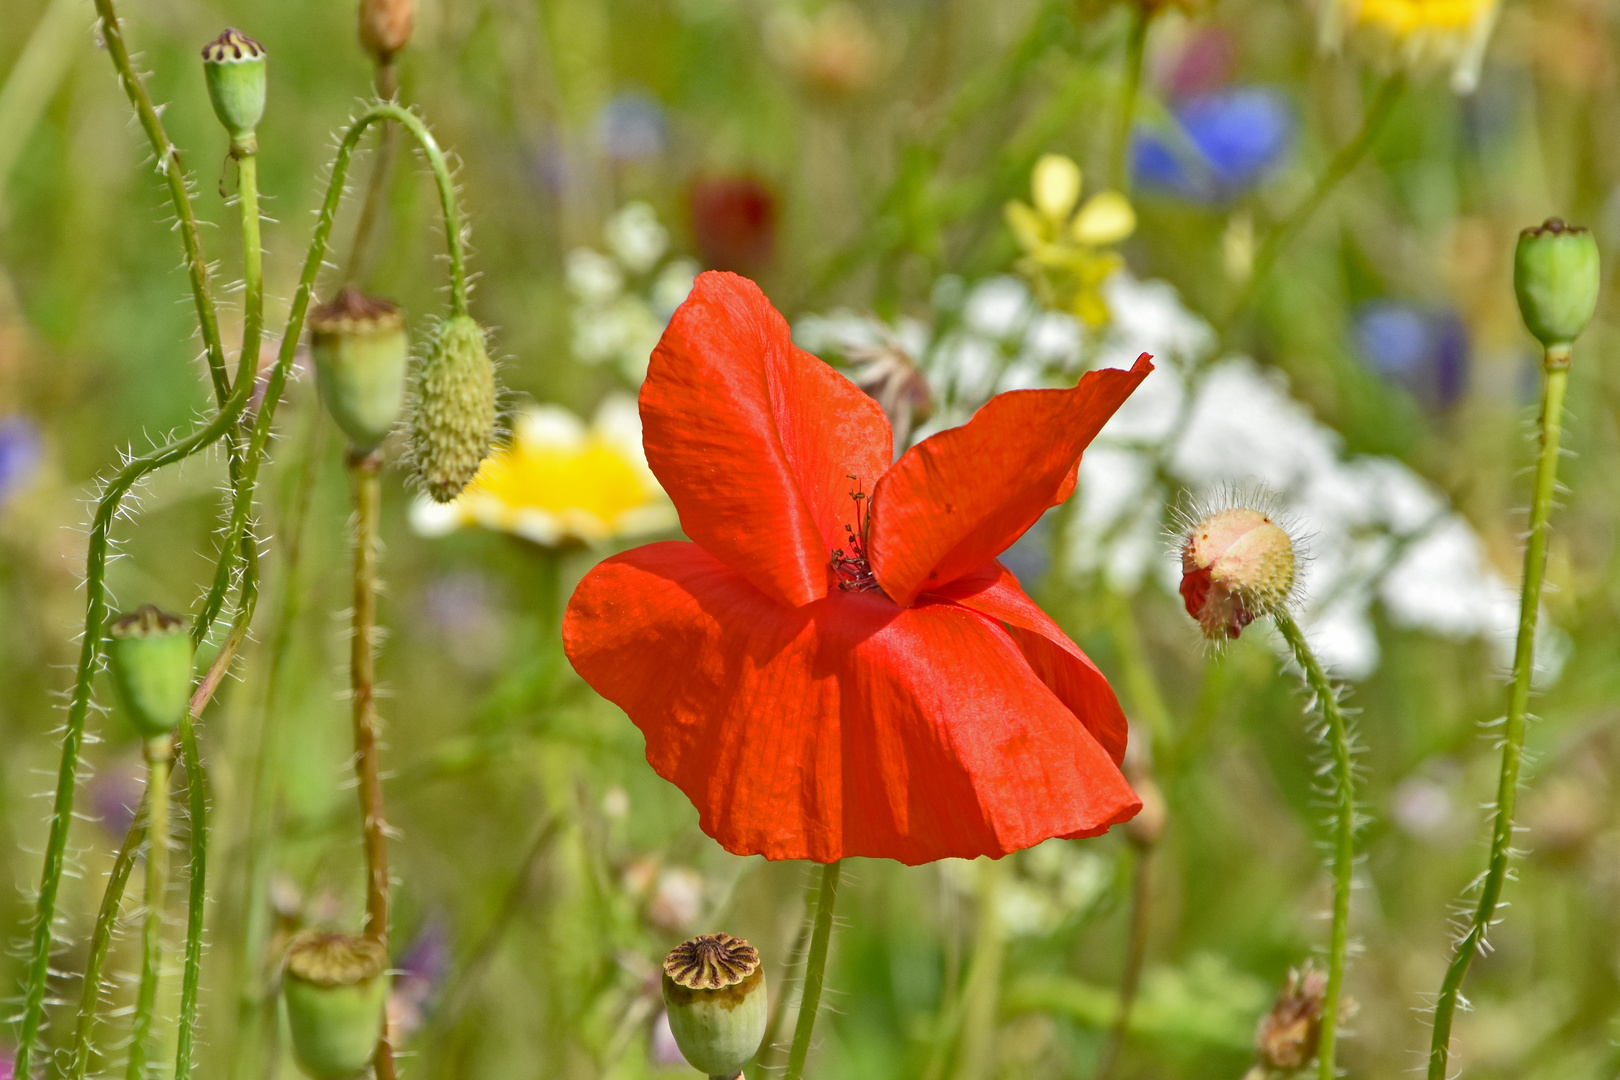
[127,739,172,1080]
[1272,610,1354,1080]
[1427,347,1569,1079]
[784,860,842,1080]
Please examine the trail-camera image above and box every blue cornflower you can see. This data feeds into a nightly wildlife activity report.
[1352,300,1470,411]
[0,415,41,511]
[1132,87,1295,202]
[596,92,668,163]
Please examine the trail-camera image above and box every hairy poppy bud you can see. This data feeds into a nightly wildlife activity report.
[1179,506,1296,641]
[411,315,497,503]
[1514,218,1600,354]
[202,29,266,153]
[311,288,408,453]
[283,932,389,1080]
[107,605,193,744]
[660,934,767,1079]
[359,0,415,64]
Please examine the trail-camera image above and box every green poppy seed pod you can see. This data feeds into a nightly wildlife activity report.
[661,934,766,1079]
[202,29,266,153]
[1179,507,1297,641]
[282,932,389,1080]
[411,314,497,503]
[359,0,415,64]
[1515,218,1600,353]
[106,605,193,743]
[311,288,409,453]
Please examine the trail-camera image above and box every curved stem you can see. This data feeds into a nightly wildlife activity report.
[127,741,172,1080]
[784,861,843,1080]
[1273,611,1355,1080]
[347,62,401,285]
[1110,7,1148,193]
[1222,74,1404,331]
[1095,848,1152,1080]
[67,793,148,1080]
[173,719,210,1080]
[1427,352,1569,1079]
[90,0,230,401]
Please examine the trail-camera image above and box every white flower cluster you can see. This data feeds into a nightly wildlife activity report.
[567,202,699,383]
[796,273,1556,682]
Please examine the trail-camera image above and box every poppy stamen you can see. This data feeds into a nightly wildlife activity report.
[831,480,880,592]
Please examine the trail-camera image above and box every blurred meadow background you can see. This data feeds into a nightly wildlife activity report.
[3,0,1620,1077]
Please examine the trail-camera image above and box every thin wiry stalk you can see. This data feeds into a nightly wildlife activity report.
[1427,351,1570,1079]
[174,718,210,1080]
[67,794,149,1080]
[784,861,843,1080]
[1274,611,1356,1080]
[126,742,171,1080]
[1110,6,1148,193]
[1095,848,1152,1080]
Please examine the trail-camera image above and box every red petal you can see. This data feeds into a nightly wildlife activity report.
[926,562,1128,765]
[563,542,1140,864]
[640,272,892,608]
[868,354,1153,606]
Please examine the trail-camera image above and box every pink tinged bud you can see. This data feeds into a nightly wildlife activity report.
[1179,507,1296,640]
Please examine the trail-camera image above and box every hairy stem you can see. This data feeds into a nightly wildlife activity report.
[347,62,401,285]
[1110,7,1148,193]
[174,719,210,1080]
[1223,74,1404,331]
[1274,611,1355,1080]
[127,741,172,1080]
[1427,351,1569,1078]
[749,903,815,1079]
[67,793,148,1080]
[784,861,843,1080]
[1095,848,1152,1080]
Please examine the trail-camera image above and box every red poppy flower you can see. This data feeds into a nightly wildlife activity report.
[563,271,1154,864]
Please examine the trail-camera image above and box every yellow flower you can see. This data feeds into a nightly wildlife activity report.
[1323,0,1500,92]
[410,395,676,546]
[1005,154,1136,327]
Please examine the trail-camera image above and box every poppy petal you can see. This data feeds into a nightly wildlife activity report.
[641,271,892,608]
[563,541,1141,864]
[868,354,1153,606]
[926,562,1128,765]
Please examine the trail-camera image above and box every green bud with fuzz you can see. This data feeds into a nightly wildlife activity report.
[202,29,266,153]
[1515,218,1600,353]
[411,314,497,503]
[107,605,193,742]
[311,288,409,452]
[282,932,389,1080]
[661,933,767,1079]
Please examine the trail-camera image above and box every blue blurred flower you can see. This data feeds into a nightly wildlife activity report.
[596,92,668,163]
[0,416,41,511]
[1132,87,1295,202]
[1353,301,1470,411]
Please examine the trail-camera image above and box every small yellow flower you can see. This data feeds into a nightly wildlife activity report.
[1323,0,1500,92]
[1005,154,1136,327]
[411,395,676,546]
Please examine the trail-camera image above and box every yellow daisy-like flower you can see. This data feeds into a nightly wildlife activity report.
[1323,0,1500,93]
[1005,154,1136,327]
[411,395,676,546]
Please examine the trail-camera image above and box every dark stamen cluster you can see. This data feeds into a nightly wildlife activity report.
[830,485,879,592]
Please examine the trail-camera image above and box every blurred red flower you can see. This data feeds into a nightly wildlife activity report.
[689,177,776,272]
[563,272,1152,864]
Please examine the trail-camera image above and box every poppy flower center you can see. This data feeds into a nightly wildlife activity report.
[829,482,881,593]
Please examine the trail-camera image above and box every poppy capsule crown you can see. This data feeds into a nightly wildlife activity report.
[661,934,767,1078]
[564,271,1154,864]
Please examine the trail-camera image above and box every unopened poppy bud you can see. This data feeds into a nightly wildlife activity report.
[310,288,408,453]
[202,29,266,153]
[1124,775,1166,849]
[411,315,497,503]
[359,0,415,64]
[1514,218,1600,354]
[660,934,767,1079]
[282,932,389,1080]
[1179,507,1296,641]
[107,605,193,743]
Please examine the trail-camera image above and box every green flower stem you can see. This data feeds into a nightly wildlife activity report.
[784,860,843,1080]
[748,903,815,1079]
[1427,351,1570,1079]
[1111,6,1149,193]
[127,740,172,1080]
[346,62,401,285]
[1273,610,1355,1080]
[1223,73,1404,332]
[347,449,397,1080]
[1095,847,1153,1080]
[15,99,467,1079]
[952,859,1007,1080]
[237,147,264,411]
[90,0,230,402]
[174,718,210,1080]
[67,793,148,1080]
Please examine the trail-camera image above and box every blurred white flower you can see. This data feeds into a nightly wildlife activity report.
[568,204,695,382]
[605,201,670,273]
